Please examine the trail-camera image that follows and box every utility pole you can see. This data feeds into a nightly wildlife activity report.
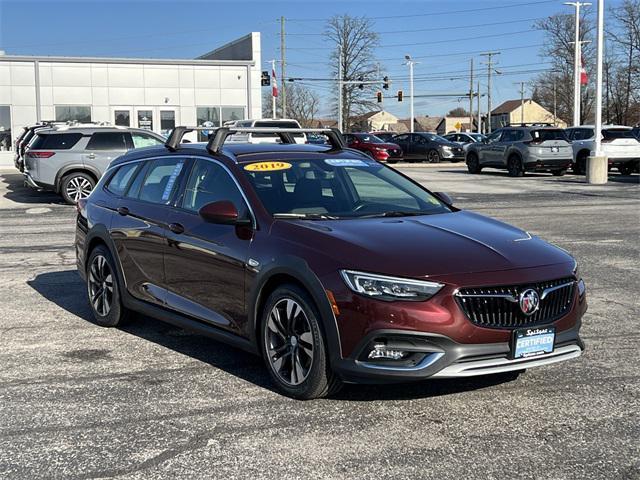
[481,51,500,133]
[404,55,417,133]
[469,58,474,133]
[337,45,343,132]
[516,81,526,124]
[271,59,277,119]
[553,80,557,126]
[565,2,591,126]
[477,80,482,134]
[280,16,287,118]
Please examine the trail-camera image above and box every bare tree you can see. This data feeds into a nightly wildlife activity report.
[262,83,320,127]
[531,12,595,125]
[447,107,471,117]
[325,15,380,132]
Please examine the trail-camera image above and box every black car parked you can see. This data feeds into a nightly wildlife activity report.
[392,132,465,163]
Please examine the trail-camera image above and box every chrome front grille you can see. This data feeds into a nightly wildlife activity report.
[455,277,575,328]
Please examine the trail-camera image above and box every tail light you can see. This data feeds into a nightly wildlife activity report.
[27,151,55,158]
[523,140,542,146]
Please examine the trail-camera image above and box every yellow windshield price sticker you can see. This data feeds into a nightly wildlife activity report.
[244,161,292,172]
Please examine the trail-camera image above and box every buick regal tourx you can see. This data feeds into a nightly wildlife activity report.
[75,126,586,399]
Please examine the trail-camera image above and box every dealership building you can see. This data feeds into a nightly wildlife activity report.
[0,32,262,167]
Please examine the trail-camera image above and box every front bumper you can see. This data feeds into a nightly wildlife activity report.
[333,323,584,383]
[441,148,465,161]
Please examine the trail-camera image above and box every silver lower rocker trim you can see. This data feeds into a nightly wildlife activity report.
[432,344,583,378]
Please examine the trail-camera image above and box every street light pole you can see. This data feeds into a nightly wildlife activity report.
[404,55,416,133]
[480,51,500,133]
[587,0,607,184]
[565,2,591,126]
[337,45,343,132]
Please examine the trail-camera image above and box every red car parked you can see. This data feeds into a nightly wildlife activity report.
[76,126,586,399]
[343,132,403,163]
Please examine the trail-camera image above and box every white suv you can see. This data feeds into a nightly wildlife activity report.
[565,125,640,175]
[228,119,307,144]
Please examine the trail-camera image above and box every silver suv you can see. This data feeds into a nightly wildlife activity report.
[24,126,165,204]
[465,126,573,177]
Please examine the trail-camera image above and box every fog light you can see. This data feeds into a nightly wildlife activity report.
[368,343,407,360]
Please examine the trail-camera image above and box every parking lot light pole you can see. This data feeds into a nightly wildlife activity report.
[587,0,607,184]
[565,2,591,127]
[404,55,416,133]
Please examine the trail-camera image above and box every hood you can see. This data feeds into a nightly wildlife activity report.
[273,211,573,279]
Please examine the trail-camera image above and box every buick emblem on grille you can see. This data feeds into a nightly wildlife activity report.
[519,289,540,316]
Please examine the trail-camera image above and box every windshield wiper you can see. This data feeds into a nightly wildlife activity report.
[273,213,340,220]
[355,211,431,219]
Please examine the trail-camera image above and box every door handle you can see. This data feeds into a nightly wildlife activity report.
[87,153,96,159]
[169,223,185,234]
[117,206,129,216]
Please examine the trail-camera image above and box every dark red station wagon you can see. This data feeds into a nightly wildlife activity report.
[75,127,586,399]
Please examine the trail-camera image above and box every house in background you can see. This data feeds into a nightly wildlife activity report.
[436,116,477,135]
[397,116,443,133]
[490,99,567,130]
[351,110,399,131]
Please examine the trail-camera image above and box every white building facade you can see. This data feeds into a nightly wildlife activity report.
[0,32,262,167]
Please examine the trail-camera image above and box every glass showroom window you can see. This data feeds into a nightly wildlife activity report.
[0,106,11,152]
[137,110,153,130]
[114,110,130,127]
[160,110,176,136]
[55,106,92,123]
[196,107,220,141]
[222,107,244,125]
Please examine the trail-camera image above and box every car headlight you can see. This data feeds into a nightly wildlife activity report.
[441,145,452,151]
[340,270,443,302]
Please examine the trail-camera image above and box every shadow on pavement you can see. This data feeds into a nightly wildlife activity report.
[1,172,65,205]
[28,269,520,401]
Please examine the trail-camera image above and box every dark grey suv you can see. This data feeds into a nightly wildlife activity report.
[392,132,465,163]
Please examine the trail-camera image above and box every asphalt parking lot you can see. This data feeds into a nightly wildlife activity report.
[0,166,638,480]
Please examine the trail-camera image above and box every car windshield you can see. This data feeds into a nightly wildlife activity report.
[469,133,485,142]
[241,157,451,219]
[355,134,384,143]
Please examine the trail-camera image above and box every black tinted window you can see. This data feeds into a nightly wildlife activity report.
[106,163,141,196]
[86,132,128,150]
[602,129,635,140]
[138,158,186,204]
[30,133,83,150]
[531,129,567,141]
[182,160,247,215]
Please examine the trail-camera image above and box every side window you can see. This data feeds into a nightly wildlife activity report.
[565,129,574,141]
[30,133,83,150]
[138,158,186,204]
[182,159,248,216]
[86,132,128,151]
[105,163,141,196]
[130,132,164,149]
[343,134,354,143]
[395,134,409,143]
[486,130,502,143]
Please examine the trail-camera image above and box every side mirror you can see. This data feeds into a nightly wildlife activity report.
[198,201,251,226]
[434,192,453,206]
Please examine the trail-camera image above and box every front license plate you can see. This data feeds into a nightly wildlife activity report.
[512,327,555,359]
[551,146,559,153]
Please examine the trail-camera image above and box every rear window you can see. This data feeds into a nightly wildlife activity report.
[86,132,128,150]
[253,121,303,138]
[30,133,83,150]
[530,129,568,141]
[602,129,635,140]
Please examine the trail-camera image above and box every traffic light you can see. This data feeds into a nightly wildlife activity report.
[397,90,403,102]
[383,76,390,90]
[261,71,270,87]
[358,76,364,90]
[377,91,383,103]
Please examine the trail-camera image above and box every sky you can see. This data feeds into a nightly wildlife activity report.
[0,0,615,119]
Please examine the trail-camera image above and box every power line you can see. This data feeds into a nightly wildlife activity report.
[284,0,557,22]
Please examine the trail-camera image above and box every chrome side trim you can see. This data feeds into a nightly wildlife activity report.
[432,344,583,378]
[357,352,445,372]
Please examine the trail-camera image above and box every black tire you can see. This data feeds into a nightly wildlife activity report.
[552,169,567,176]
[574,151,588,175]
[507,155,524,177]
[86,245,130,327]
[427,149,441,163]
[466,152,481,174]
[260,284,342,399]
[60,172,95,205]
[387,159,398,164]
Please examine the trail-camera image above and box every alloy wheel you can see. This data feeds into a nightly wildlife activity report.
[428,150,440,163]
[265,298,314,386]
[88,255,113,317]
[66,176,93,202]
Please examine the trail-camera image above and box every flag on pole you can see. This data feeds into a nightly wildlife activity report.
[272,65,278,98]
[580,56,588,85]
